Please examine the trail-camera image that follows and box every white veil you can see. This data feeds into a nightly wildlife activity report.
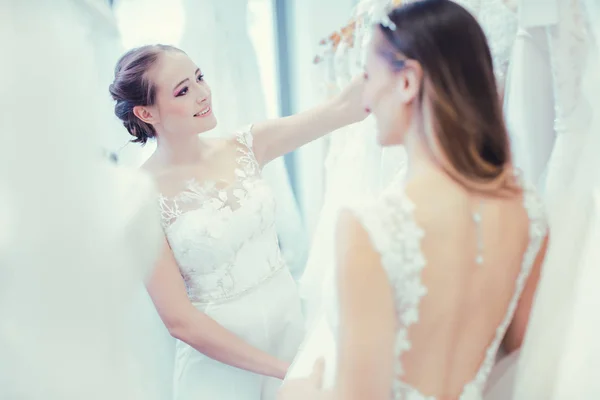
[298,0,408,330]
[0,1,163,399]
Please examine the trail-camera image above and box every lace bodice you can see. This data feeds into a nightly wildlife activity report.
[339,178,547,399]
[158,127,285,304]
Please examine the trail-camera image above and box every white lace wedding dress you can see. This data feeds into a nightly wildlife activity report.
[158,127,304,400]
[293,176,546,398]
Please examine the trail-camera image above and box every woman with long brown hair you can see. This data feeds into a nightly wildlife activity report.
[279,1,548,399]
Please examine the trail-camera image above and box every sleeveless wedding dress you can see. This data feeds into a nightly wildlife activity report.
[292,176,546,398]
[503,25,555,190]
[158,127,304,400]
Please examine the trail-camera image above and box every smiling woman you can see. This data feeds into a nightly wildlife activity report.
[109,46,216,145]
[108,42,367,400]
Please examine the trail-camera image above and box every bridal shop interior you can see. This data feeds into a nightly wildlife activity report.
[4,1,600,399]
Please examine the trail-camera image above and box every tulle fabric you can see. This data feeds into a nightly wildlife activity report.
[0,2,163,399]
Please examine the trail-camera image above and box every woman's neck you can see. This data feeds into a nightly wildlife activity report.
[403,126,437,181]
[154,133,208,165]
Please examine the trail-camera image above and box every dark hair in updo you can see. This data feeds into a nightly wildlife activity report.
[109,44,184,145]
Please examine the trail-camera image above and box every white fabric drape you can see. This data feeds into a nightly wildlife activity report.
[0,2,163,399]
[512,0,600,398]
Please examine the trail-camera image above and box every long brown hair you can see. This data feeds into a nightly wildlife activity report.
[380,0,515,194]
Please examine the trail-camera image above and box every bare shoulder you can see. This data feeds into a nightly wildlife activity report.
[139,153,162,176]
[335,207,390,302]
[139,157,194,198]
[336,208,373,254]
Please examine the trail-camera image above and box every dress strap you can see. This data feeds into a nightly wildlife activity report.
[234,124,254,152]
[347,190,427,382]
[233,124,261,174]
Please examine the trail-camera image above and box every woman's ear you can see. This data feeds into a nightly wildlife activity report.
[133,105,159,125]
[396,60,422,104]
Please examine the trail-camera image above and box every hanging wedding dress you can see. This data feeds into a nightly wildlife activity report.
[500,0,555,190]
[298,0,408,331]
[178,0,308,279]
[0,1,163,399]
[512,0,600,398]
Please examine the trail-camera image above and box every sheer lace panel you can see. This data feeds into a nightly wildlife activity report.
[158,126,259,228]
[154,126,286,304]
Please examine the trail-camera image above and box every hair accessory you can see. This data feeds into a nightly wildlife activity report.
[373,0,403,31]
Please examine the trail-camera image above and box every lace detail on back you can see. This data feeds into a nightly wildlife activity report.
[350,176,547,399]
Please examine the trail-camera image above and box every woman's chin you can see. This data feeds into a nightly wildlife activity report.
[194,115,218,134]
[206,115,218,130]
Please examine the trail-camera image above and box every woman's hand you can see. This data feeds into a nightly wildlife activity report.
[333,75,370,126]
[278,358,329,400]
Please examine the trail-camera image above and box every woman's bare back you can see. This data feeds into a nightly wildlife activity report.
[343,169,547,398]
